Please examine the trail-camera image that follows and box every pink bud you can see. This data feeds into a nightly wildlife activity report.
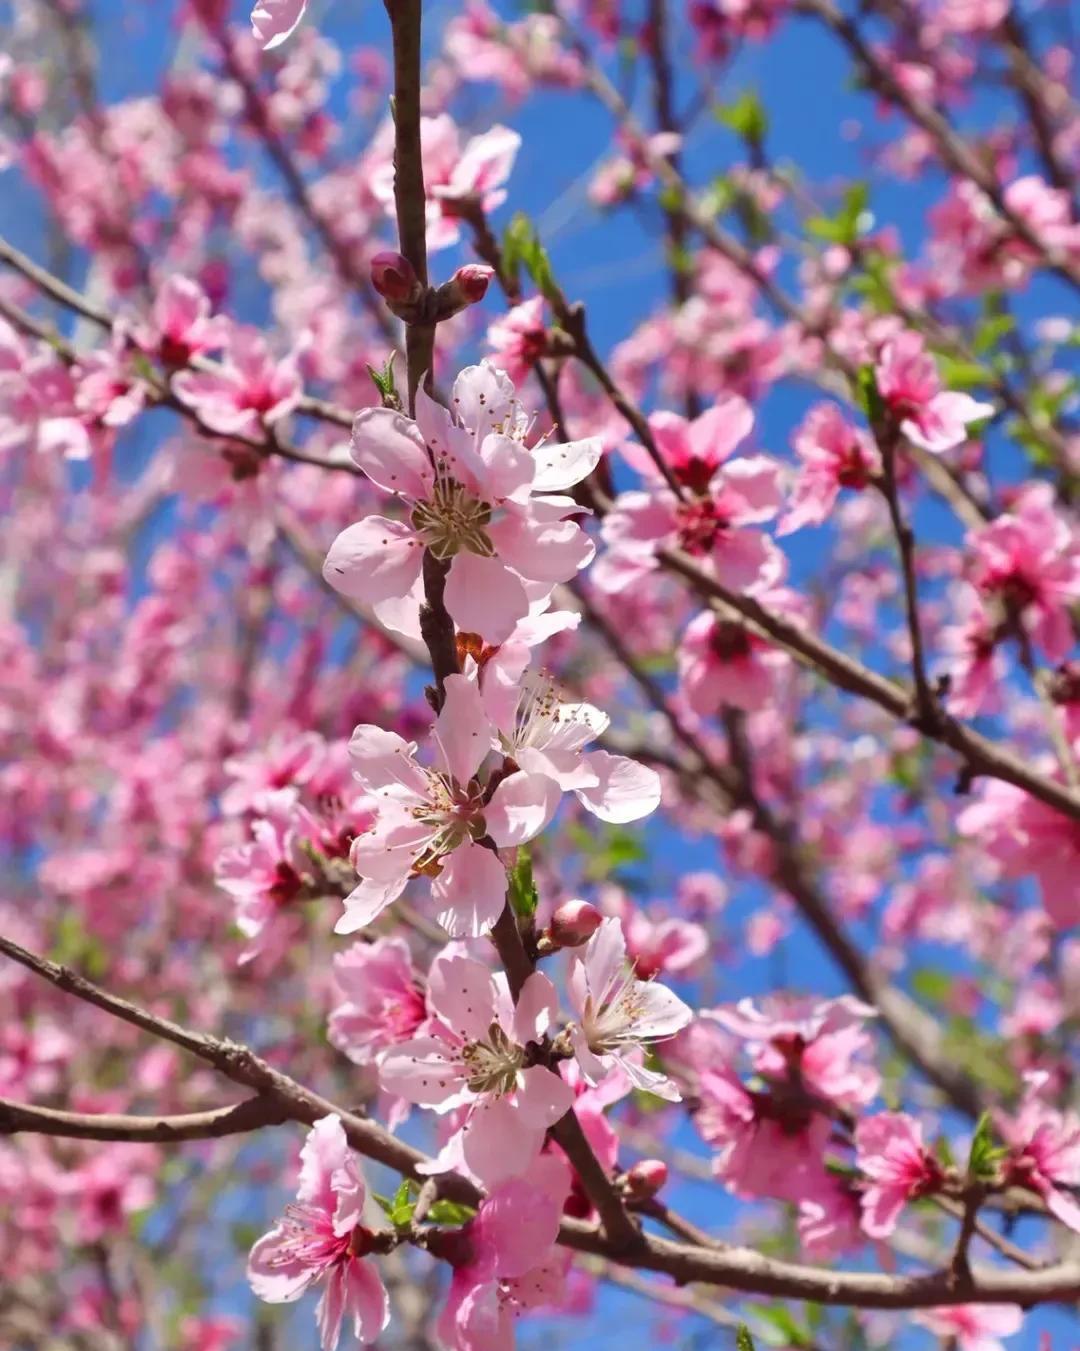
[624,1159,668,1200]
[548,899,602,947]
[453,263,494,304]
[371,251,419,304]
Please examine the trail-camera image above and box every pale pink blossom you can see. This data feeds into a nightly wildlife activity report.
[378,949,573,1185]
[340,676,561,937]
[247,1116,389,1350]
[481,670,662,824]
[328,937,426,1065]
[568,916,692,1101]
[678,604,795,714]
[437,1155,571,1351]
[854,1112,944,1237]
[324,363,600,644]
[251,0,309,51]
[876,330,993,453]
[914,1305,1024,1351]
[707,994,880,1109]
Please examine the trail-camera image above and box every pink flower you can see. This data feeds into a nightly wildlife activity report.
[251,0,309,51]
[678,604,794,714]
[247,1116,389,1350]
[854,1112,944,1237]
[221,730,326,816]
[485,297,548,384]
[957,779,1079,929]
[323,363,600,644]
[966,483,1080,664]
[914,1305,1024,1351]
[437,1155,571,1351]
[938,586,1004,718]
[625,397,756,491]
[371,117,521,252]
[707,994,880,1109]
[694,1059,834,1203]
[876,331,993,454]
[340,675,561,937]
[173,328,302,438]
[595,401,783,596]
[568,916,692,1101]
[998,1072,1080,1233]
[377,949,573,1186]
[133,275,230,366]
[328,937,426,1065]
[480,670,661,824]
[214,789,325,963]
[778,403,880,534]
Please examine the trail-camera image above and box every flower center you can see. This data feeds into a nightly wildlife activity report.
[409,773,485,875]
[677,498,728,556]
[584,968,646,1053]
[411,475,493,561]
[461,1021,524,1095]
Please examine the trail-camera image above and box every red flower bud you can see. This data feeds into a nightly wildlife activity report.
[371,251,420,305]
[624,1158,668,1200]
[548,899,603,948]
[453,263,494,303]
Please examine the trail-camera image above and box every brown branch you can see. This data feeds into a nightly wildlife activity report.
[3,934,1076,1310]
[0,1095,289,1143]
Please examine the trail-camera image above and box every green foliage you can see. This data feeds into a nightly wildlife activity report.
[366,353,401,408]
[566,820,647,883]
[427,1198,476,1226]
[716,90,769,145]
[735,1325,758,1351]
[50,911,109,980]
[854,364,885,423]
[375,1178,417,1228]
[501,212,557,303]
[966,1111,1006,1180]
[807,183,870,248]
[507,848,540,918]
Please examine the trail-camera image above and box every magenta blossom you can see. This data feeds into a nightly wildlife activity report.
[340,675,561,937]
[132,275,230,367]
[778,402,880,534]
[594,402,783,596]
[568,916,692,1101]
[173,328,302,438]
[678,601,797,715]
[966,483,1080,665]
[251,0,309,51]
[437,1155,571,1351]
[328,937,427,1066]
[323,363,600,644]
[998,1072,1080,1233]
[485,296,548,385]
[378,949,573,1186]
[247,1116,389,1350]
[854,1112,944,1237]
[875,330,993,453]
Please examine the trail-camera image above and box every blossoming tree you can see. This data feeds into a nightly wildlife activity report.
[1,0,1079,1348]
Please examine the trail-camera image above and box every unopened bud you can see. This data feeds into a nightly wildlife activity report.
[434,264,495,320]
[548,899,603,948]
[371,251,421,305]
[623,1159,668,1200]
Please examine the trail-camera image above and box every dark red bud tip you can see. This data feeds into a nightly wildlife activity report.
[548,899,603,948]
[371,251,419,304]
[624,1159,668,1200]
[453,263,494,303]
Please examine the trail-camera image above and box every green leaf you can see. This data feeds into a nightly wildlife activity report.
[972,312,1016,356]
[716,90,768,145]
[911,967,952,1004]
[366,353,400,409]
[427,1198,476,1226]
[937,355,989,391]
[736,1326,758,1351]
[501,212,557,304]
[566,821,647,883]
[966,1111,1006,1180]
[807,182,871,248]
[854,364,884,423]
[508,849,539,919]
